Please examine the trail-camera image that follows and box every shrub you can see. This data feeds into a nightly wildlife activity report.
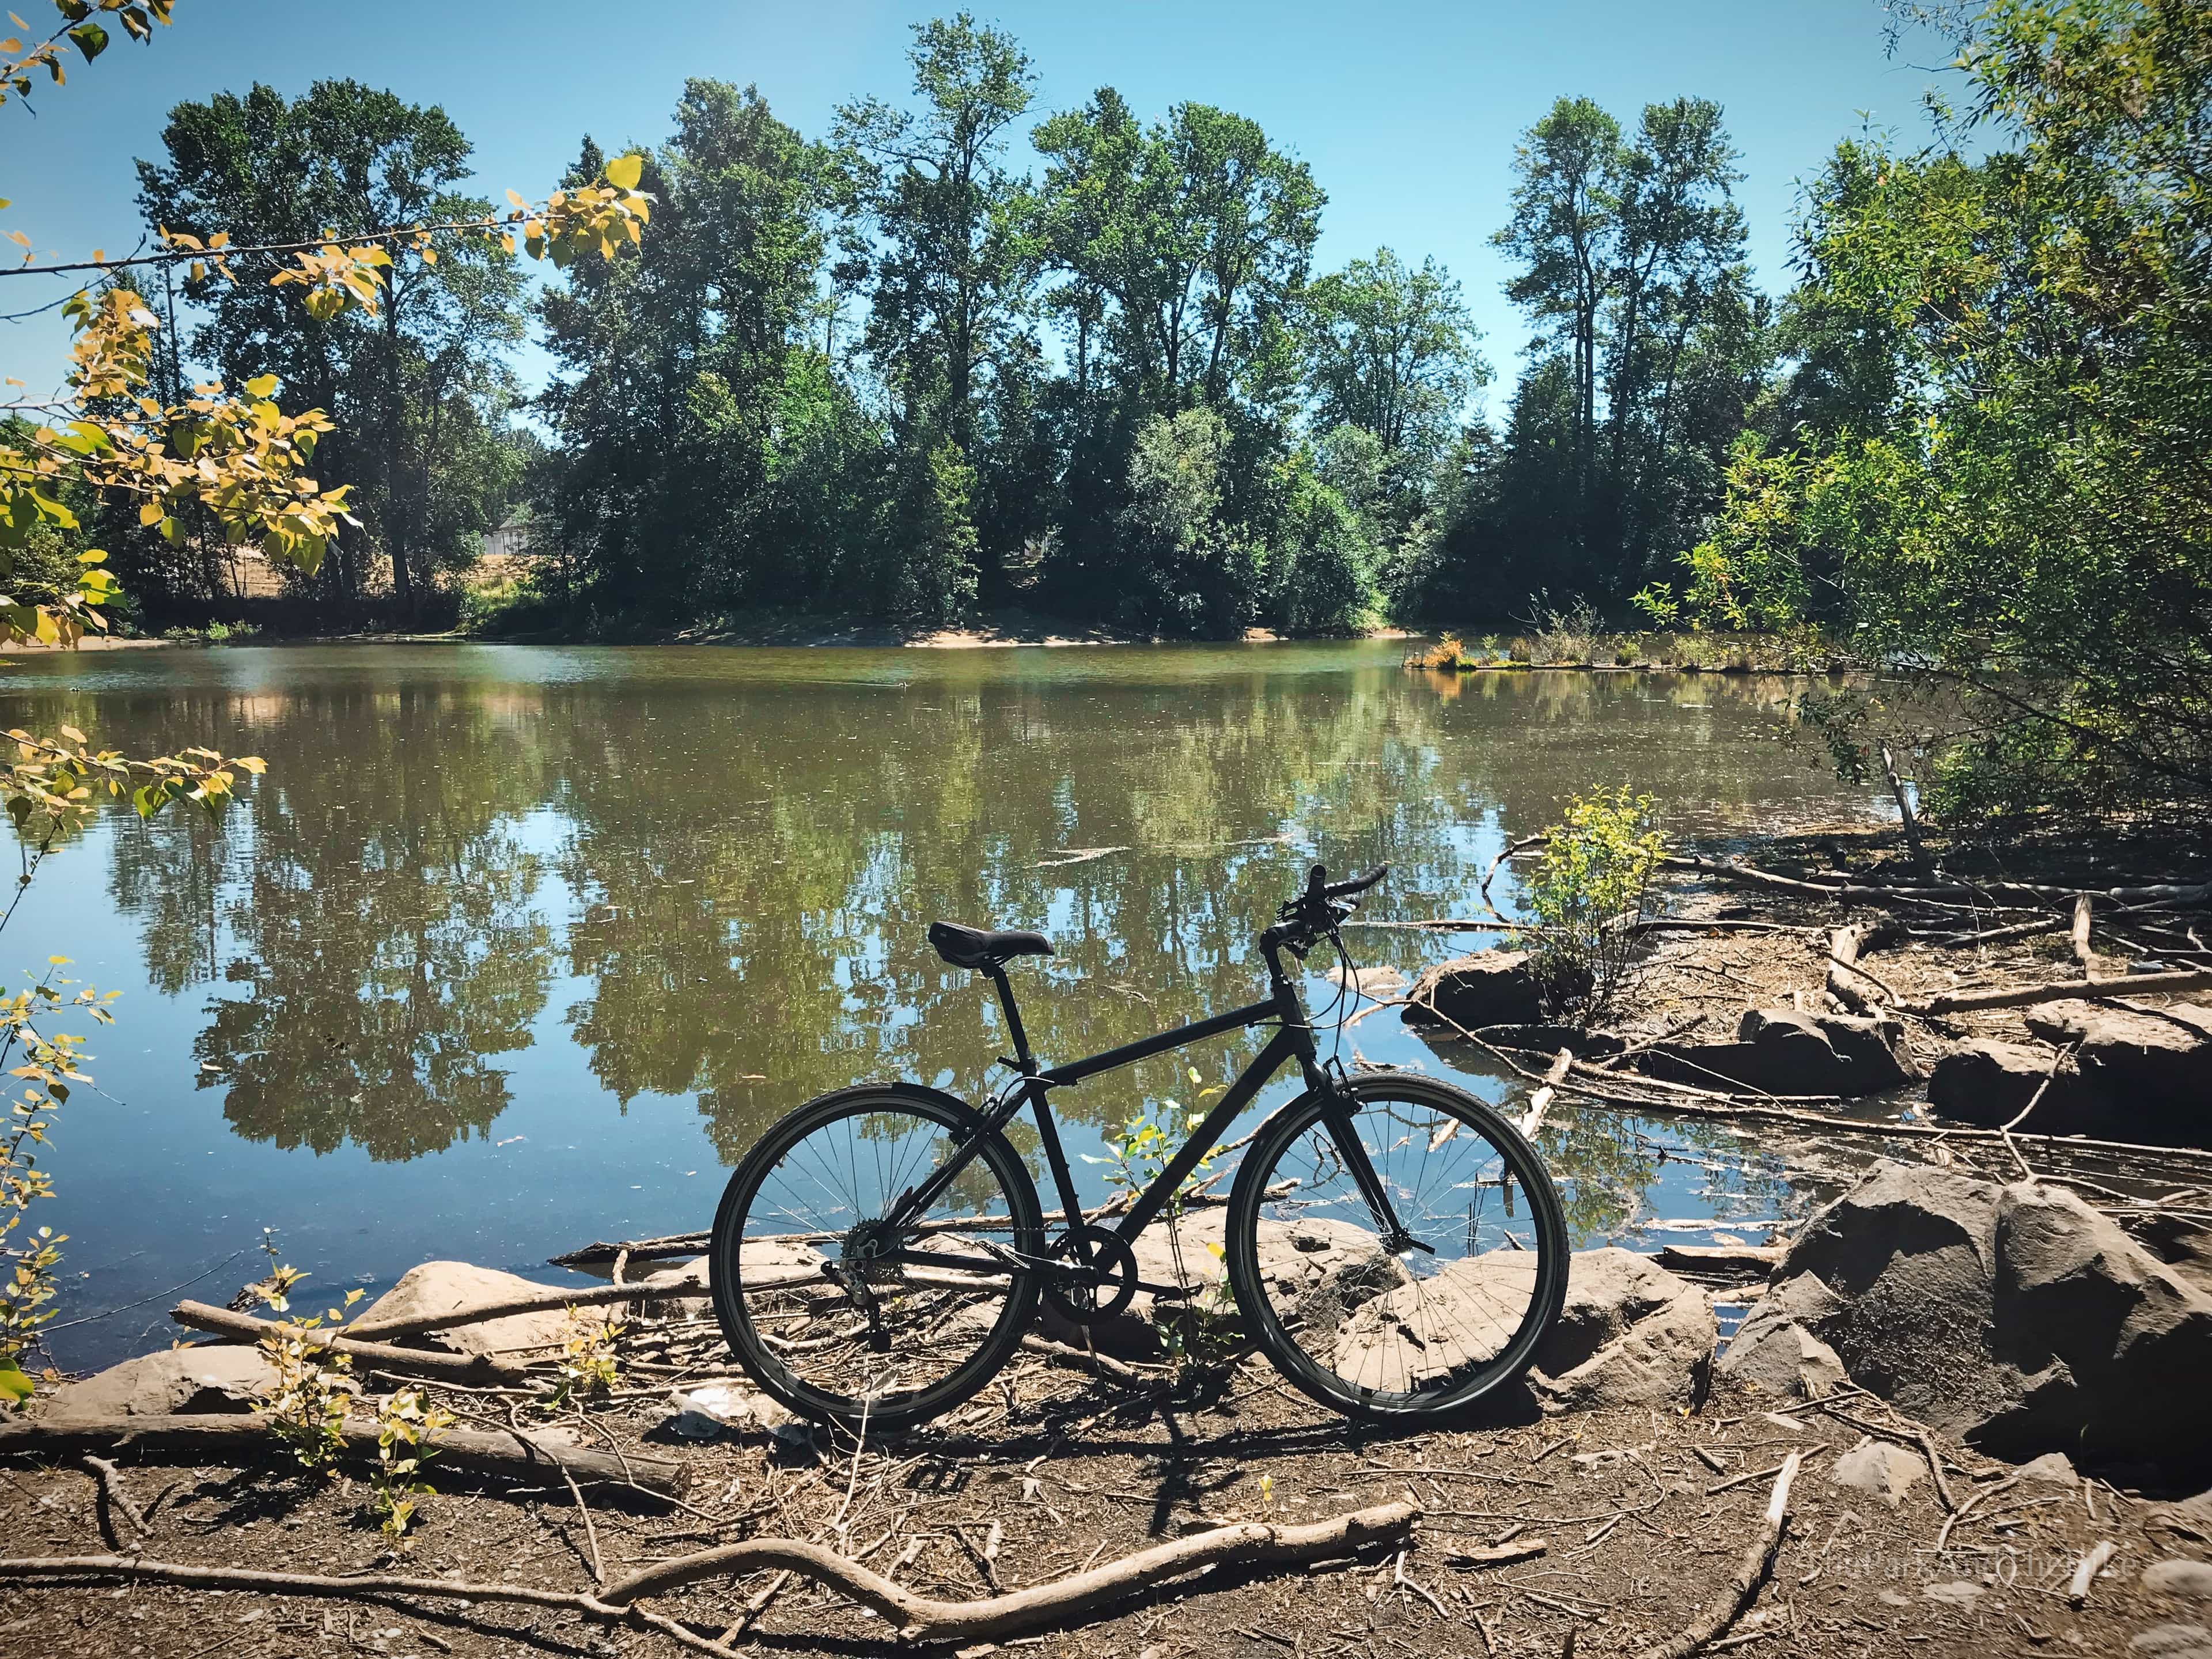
[1518,787,1668,1022]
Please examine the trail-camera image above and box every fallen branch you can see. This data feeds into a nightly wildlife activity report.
[1019,1334,1162,1387]
[0,1414,685,1499]
[550,1232,710,1272]
[1478,834,1549,920]
[80,1455,148,1542]
[1904,967,2212,1015]
[0,1500,1419,1649]
[1631,1452,1799,1659]
[600,1499,1420,1639]
[169,1301,532,1384]
[344,1278,693,1344]
[2066,1539,2115,1607]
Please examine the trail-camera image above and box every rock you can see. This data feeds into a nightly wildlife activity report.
[1402,952,1544,1031]
[1717,1316,1847,1400]
[1326,962,1408,998]
[2130,1624,2212,1657]
[47,1345,276,1416]
[2145,1561,2212,1602]
[356,1261,612,1359]
[1829,1438,1927,1508]
[1319,1245,1713,1407]
[1529,1248,1714,1411]
[1736,1158,2212,1475]
[1927,1039,2081,1127]
[1922,1580,1984,1609]
[1641,1008,1914,1099]
[2021,1001,2212,1145]
[2017,1450,2080,1486]
[663,1382,804,1444]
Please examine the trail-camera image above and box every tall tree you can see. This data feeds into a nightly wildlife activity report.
[1302,248,1485,458]
[537,84,853,620]
[1494,97,1620,527]
[1489,94,1753,598]
[835,13,1036,450]
[1673,0,2212,824]
[135,81,527,619]
[1032,93,1324,415]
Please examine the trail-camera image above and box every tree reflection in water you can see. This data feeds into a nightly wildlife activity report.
[69,647,1865,1228]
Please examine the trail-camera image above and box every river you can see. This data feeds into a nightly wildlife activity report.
[0,641,1887,1369]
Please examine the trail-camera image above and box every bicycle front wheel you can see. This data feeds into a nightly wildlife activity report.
[710,1084,1043,1431]
[1226,1074,1569,1419]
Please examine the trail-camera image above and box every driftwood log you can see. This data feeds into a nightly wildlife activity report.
[1903,967,2212,1015]
[168,1300,532,1385]
[0,1413,686,1498]
[0,1499,1415,1648]
[343,1275,700,1344]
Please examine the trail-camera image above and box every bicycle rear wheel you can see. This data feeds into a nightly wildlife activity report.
[710,1084,1043,1431]
[1226,1074,1569,1419]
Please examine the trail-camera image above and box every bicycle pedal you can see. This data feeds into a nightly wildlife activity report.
[1138,1279,1196,1302]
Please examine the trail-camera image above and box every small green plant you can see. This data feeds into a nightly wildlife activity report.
[546,1306,623,1407]
[254,1283,363,1472]
[0,966,116,1405]
[369,1386,454,1540]
[1518,786,1668,1023]
[1087,1071,1239,1374]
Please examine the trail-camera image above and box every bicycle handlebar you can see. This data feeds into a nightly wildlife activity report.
[1286,862,1388,927]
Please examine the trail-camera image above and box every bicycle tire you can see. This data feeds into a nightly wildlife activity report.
[1225,1073,1569,1420]
[710,1083,1044,1432]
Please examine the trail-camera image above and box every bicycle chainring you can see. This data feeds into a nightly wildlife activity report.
[1041,1225,1140,1324]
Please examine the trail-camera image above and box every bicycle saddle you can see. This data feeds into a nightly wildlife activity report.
[927,921,1054,970]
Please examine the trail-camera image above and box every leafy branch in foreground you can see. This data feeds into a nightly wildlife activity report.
[0,734,264,1404]
[2,0,650,646]
[0,0,171,111]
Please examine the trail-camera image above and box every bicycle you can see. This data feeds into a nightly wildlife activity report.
[709,863,1569,1430]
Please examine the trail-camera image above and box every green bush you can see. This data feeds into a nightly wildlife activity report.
[1518,787,1667,1022]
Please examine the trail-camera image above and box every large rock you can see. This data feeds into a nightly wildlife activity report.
[356,1262,612,1358]
[1641,1008,1914,1098]
[2022,1001,2212,1145]
[47,1345,276,1416]
[1718,1315,1848,1400]
[1521,1248,1714,1410]
[1402,952,1544,1031]
[1050,1207,1388,1358]
[1730,1159,2212,1473]
[1927,1039,2082,1129]
[1314,1245,1711,1408]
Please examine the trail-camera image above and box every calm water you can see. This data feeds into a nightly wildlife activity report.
[0,642,1885,1369]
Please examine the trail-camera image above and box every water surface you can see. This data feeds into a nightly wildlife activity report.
[0,642,1884,1368]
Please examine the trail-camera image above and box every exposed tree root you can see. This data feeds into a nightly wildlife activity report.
[0,1499,1416,1647]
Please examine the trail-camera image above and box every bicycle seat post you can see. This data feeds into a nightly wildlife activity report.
[986,966,1037,1073]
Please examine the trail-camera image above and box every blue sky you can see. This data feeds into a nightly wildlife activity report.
[3,0,1950,413]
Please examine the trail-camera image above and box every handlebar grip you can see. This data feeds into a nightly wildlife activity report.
[1305,862,1330,901]
[1324,865,1388,899]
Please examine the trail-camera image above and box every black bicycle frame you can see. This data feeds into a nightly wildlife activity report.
[883,927,1409,1272]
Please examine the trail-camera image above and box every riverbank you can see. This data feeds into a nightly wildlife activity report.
[9,1173,2212,1659]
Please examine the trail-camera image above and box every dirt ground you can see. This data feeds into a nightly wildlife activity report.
[3,1359,2204,1659]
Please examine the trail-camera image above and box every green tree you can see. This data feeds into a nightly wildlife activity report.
[134,81,529,620]
[1302,248,1485,461]
[537,85,844,624]
[1673,0,2212,824]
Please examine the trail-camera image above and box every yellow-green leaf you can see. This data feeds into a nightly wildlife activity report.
[605,152,643,191]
